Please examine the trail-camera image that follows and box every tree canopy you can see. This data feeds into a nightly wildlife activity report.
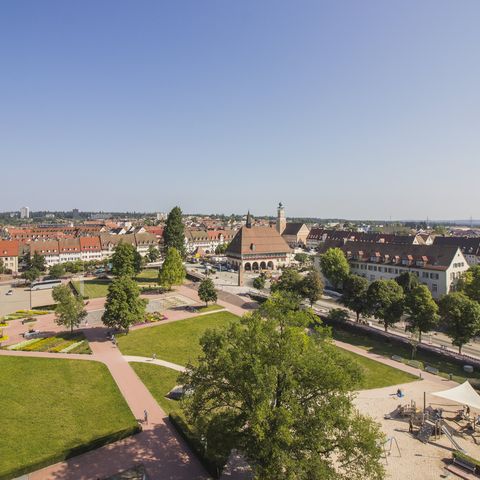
[158,247,185,290]
[271,268,303,296]
[459,265,480,303]
[102,276,147,332]
[198,278,217,306]
[319,248,350,289]
[404,285,439,342]
[341,274,369,322]
[301,269,324,306]
[439,292,480,354]
[164,206,186,258]
[395,271,419,295]
[111,242,141,277]
[52,284,87,332]
[146,245,160,263]
[181,293,384,480]
[366,280,404,332]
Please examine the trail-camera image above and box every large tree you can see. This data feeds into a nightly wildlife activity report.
[31,252,47,272]
[439,292,480,354]
[459,265,480,303]
[164,206,186,258]
[404,285,439,342]
[111,242,140,277]
[198,278,217,306]
[271,268,303,296]
[395,271,419,295]
[301,269,324,306]
[341,274,369,322]
[102,276,147,332]
[146,245,160,263]
[319,248,350,289]
[49,263,66,279]
[366,280,404,332]
[181,293,384,480]
[52,284,87,332]
[158,247,185,290]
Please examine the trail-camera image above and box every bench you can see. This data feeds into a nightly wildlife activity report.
[453,456,477,474]
[407,360,422,369]
[391,355,403,362]
[425,366,439,375]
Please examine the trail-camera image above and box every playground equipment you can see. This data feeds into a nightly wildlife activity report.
[381,437,401,465]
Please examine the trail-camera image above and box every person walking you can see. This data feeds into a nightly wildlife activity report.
[144,409,148,424]
[152,353,157,361]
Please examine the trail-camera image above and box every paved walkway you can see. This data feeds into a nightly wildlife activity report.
[124,355,186,372]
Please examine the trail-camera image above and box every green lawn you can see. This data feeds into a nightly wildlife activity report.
[118,311,239,366]
[135,269,159,283]
[130,363,183,416]
[337,348,417,389]
[195,304,223,313]
[0,356,138,479]
[332,326,480,387]
[73,279,111,298]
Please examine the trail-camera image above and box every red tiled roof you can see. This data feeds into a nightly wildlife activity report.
[0,240,19,257]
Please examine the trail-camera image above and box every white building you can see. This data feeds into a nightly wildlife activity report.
[314,242,469,299]
[20,207,30,219]
[432,236,480,266]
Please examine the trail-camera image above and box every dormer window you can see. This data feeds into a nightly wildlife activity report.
[250,243,256,251]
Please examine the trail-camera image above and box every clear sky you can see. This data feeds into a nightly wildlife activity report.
[1,1,479,220]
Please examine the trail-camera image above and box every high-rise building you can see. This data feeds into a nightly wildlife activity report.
[20,206,30,219]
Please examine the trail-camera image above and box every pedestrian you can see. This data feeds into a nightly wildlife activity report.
[85,319,89,328]
[409,418,414,434]
[152,353,157,361]
[144,409,148,424]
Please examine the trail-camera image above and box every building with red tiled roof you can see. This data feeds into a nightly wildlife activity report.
[79,236,103,261]
[226,212,292,275]
[0,240,20,273]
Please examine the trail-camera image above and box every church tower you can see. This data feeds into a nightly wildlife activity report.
[276,202,286,235]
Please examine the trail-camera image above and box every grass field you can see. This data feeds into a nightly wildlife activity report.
[135,269,159,283]
[118,311,239,365]
[120,310,416,389]
[332,326,480,386]
[130,363,183,415]
[337,348,417,389]
[0,356,138,479]
[73,279,111,298]
[195,304,223,313]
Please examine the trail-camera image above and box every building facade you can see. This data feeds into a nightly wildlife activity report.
[314,242,469,299]
[0,240,20,273]
[226,213,292,272]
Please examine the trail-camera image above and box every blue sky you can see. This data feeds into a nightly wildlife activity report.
[1,1,479,219]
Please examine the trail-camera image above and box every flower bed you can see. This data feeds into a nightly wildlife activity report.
[6,333,91,354]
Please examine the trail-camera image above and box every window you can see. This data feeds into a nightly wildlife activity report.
[432,284,438,292]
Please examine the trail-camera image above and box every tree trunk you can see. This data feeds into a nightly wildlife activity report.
[418,331,422,343]
[356,311,360,323]
[459,345,462,354]
[384,324,388,333]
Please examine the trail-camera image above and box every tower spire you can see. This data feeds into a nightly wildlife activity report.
[246,210,252,228]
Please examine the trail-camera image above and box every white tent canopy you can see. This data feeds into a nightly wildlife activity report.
[431,381,480,411]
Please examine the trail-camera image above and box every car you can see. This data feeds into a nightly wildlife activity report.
[5,289,13,295]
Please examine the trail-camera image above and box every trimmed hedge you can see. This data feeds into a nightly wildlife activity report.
[0,424,141,480]
[169,413,224,478]
[453,450,480,471]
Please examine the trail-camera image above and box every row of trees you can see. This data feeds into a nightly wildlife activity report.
[271,267,324,306]
[316,244,480,355]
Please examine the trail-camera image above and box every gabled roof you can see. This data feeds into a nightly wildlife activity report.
[0,240,19,257]
[226,226,292,256]
[282,223,308,236]
[433,236,480,256]
[320,241,463,271]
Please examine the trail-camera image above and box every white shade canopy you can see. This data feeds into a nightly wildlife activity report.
[432,381,480,411]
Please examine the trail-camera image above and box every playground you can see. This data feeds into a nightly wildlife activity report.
[356,378,480,479]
